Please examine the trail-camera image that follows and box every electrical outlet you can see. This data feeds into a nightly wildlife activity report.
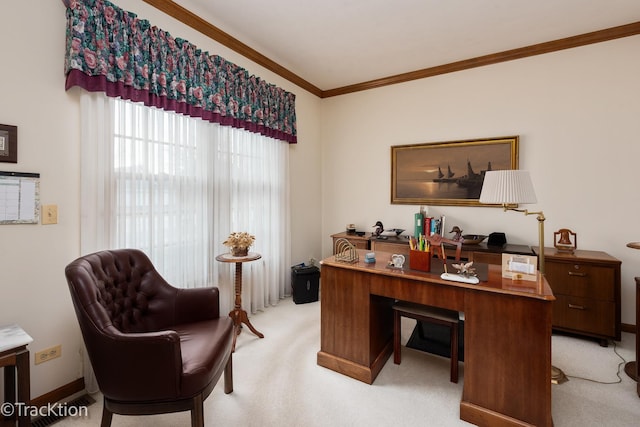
[35,345,62,365]
[42,204,58,225]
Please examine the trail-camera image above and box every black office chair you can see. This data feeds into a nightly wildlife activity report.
[392,235,462,383]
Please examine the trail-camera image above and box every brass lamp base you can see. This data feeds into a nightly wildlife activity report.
[624,361,638,381]
[551,365,568,384]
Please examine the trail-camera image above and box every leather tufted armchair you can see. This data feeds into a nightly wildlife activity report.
[65,249,234,427]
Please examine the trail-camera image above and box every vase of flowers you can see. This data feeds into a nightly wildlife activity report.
[223,232,255,257]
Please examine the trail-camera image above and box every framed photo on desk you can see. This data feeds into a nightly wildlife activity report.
[391,136,519,206]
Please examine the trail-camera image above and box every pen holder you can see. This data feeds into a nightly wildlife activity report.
[409,249,431,272]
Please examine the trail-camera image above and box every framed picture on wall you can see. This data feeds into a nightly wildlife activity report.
[0,124,18,163]
[391,136,519,206]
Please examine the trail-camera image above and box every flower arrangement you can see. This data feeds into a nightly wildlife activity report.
[223,232,256,256]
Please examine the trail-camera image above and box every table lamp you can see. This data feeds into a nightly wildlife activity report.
[479,170,546,274]
[479,170,567,384]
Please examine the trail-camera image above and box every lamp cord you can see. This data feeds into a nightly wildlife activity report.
[561,339,626,385]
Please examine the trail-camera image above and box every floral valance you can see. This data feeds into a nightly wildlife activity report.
[63,0,297,143]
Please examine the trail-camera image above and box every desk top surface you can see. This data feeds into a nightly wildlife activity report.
[321,249,554,301]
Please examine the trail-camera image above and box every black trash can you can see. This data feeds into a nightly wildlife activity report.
[291,264,320,304]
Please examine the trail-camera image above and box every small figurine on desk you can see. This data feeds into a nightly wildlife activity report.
[452,261,477,278]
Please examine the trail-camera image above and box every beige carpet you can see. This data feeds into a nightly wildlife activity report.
[57,297,640,426]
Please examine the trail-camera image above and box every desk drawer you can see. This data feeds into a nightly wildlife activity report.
[369,274,464,311]
[553,294,616,338]
[545,262,615,300]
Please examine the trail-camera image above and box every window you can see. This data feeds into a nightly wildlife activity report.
[81,93,290,315]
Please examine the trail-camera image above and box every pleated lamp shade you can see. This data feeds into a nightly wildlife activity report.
[479,170,537,205]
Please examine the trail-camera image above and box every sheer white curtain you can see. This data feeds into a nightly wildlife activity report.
[79,91,291,390]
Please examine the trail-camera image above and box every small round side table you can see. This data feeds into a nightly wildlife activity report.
[216,252,264,352]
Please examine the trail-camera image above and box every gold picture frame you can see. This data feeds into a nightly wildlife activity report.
[391,136,519,206]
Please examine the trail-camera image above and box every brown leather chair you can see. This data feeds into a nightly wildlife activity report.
[65,249,234,427]
[393,235,462,383]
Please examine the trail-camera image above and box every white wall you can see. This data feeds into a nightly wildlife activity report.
[0,0,322,400]
[321,35,640,325]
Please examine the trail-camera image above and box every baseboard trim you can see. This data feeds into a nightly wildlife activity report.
[621,323,637,334]
[30,378,85,408]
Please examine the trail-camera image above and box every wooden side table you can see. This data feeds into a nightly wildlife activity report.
[0,324,33,427]
[216,252,264,352]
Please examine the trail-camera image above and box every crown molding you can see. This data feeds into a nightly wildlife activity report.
[143,1,640,99]
[323,21,640,98]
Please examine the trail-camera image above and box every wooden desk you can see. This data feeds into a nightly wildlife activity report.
[318,250,555,427]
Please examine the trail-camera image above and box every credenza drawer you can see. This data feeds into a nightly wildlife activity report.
[553,294,616,338]
[545,262,615,301]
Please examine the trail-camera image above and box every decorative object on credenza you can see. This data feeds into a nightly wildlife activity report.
[346,223,356,234]
[381,228,405,237]
[372,221,384,237]
[487,232,507,247]
[0,124,18,163]
[391,136,519,206]
[461,234,487,245]
[223,231,255,257]
[554,228,577,253]
[449,226,463,241]
[334,238,359,263]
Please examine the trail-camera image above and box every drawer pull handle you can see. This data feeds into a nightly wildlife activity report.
[567,271,587,277]
[568,304,586,310]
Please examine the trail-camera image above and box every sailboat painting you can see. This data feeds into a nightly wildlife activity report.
[391,136,519,206]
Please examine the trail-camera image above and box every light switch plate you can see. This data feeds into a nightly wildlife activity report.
[42,204,58,225]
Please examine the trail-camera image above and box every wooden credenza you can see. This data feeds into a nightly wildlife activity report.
[318,250,555,427]
[331,232,371,253]
[538,248,621,346]
[333,231,533,265]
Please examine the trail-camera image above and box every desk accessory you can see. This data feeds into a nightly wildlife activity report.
[364,252,376,263]
[501,254,537,281]
[409,235,432,272]
[389,254,405,268]
[440,272,480,284]
[440,260,480,284]
[334,238,359,263]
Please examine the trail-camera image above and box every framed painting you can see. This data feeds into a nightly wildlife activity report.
[391,136,519,206]
[0,124,17,163]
